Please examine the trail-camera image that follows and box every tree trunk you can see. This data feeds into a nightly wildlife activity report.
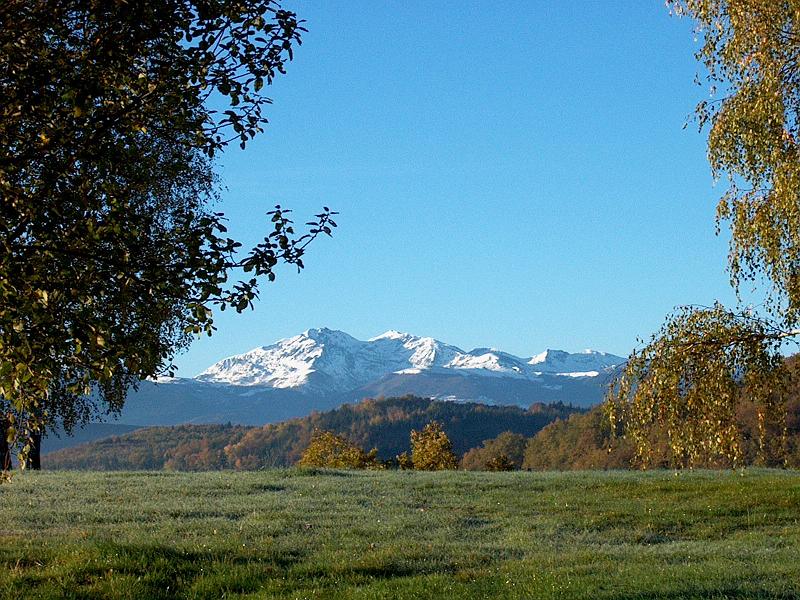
[25,429,41,470]
[0,415,11,471]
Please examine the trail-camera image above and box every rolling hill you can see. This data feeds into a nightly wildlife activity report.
[44,396,581,470]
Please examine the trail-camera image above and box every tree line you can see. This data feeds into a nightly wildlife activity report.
[42,383,800,472]
[44,396,579,470]
[297,421,459,471]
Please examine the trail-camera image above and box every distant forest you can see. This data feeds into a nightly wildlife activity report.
[45,384,800,472]
[45,397,579,470]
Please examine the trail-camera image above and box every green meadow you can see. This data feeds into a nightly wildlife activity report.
[1,469,799,599]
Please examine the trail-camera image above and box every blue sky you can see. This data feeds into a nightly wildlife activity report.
[175,1,739,376]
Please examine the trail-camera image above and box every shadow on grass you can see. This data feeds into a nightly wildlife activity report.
[5,540,798,600]
[5,541,476,599]
[3,541,306,600]
[290,468,357,478]
[247,483,287,493]
[609,590,799,600]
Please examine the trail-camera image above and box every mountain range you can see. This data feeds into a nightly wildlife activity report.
[115,328,626,426]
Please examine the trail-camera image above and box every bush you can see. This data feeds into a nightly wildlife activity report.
[461,431,527,471]
[395,451,414,470]
[410,421,457,470]
[297,430,382,469]
[485,454,516,471]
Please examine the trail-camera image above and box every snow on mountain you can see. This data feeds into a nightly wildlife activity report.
[196,328,626,393]
[528,349,623,374]
[197,328,361,391]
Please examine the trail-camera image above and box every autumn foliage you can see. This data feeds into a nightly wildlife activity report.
[410,421,458,471]
[44,397,577,470]
[297,430,382,470]
[461,431,527,471]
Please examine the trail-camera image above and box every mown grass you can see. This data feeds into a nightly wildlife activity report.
[1,469,799,599]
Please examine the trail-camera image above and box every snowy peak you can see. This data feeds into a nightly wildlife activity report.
[446,348,529,377]
[302,327,359,344]
[369,329,412,341]
[198,328,369,392]
[197,329,626,392]
[528,348,623,375]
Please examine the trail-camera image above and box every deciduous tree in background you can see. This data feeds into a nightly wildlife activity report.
[461,431,527,471]
[297,430,382,470]
[395,451,414,470]
[0,0,335,470]
[410,421,457,471]
[485,454,516,472]
[610,1,800,467]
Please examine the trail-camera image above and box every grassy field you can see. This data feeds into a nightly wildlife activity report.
[1,470,799,599]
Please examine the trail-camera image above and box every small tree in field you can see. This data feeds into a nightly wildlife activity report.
[410,421,457,471]
[485,454,516,472]
[395,451,414,470]
[297,430,381,470]
[461,431,527,471]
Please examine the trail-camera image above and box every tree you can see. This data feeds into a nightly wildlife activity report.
[0,0,335,469]
[461,431,527,471]
[485,454,516,472]
[0,414,11,471]
[609,1,800,467]
[410,421,458,471]
[395,451,414,470]
[297,430,382,470]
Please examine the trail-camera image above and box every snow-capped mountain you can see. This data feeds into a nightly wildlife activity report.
[117,329,626,426]
[527,348,623,376]
[197,328,625,392]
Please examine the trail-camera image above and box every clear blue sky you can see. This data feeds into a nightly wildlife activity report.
[175,1,739,376]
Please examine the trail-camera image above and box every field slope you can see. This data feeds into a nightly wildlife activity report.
[1,470,799,599]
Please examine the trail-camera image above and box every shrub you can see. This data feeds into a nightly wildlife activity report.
[410,421,457,470]
[297,430,382,469]
[395,451,414,470]
[485,454,516,471]
[461,431,527,471]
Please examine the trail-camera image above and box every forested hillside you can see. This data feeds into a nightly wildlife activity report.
[45,397,579,470]
[45,425,251,470]
[521,397,800,470]
[45,356,800,472]
[462,356,800,470]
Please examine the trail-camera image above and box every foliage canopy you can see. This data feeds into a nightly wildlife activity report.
[220,396,574,470]
[297,430,382,470]
[0,0,335,467]
[461,431,527,471]
[410,421,458,471]
[610,0,800,466]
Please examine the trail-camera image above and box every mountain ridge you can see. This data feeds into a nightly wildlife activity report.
[117,329,626,426]
[195,328,625,392]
